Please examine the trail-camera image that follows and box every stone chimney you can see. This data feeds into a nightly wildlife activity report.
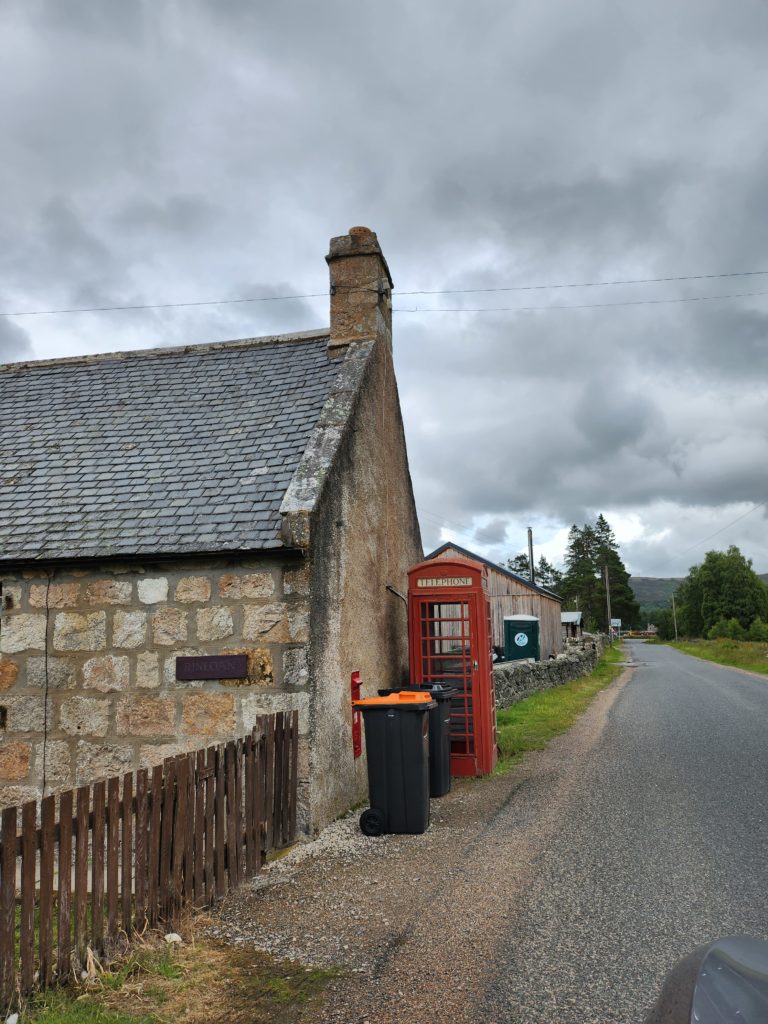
[326,226,394,350]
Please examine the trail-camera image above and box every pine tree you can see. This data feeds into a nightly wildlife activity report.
[593,515,641,630]
[560,524,602,628]
[506,553,531,577]
[536,555,563,591]
[560,516,640,630]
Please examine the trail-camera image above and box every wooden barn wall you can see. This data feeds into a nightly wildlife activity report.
[434,547,563,658]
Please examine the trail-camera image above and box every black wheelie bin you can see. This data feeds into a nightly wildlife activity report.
[378,684,454,798]
[353,691,436,837]
[414,683,454,797]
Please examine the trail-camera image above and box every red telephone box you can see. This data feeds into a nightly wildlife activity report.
[408,557,497,776]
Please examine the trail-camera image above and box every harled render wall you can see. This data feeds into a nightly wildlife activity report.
[303,339,423,832]
[0,556,311,819]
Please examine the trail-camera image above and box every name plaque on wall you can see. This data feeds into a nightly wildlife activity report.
[176,654,248,680]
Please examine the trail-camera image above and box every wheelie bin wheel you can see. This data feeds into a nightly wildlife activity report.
[359,808,385,836]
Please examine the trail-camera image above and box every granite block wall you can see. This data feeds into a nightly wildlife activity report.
[0,557,310,815]
[493,635,609,709]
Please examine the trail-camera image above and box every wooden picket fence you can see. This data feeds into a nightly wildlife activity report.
[0,710,298,1010]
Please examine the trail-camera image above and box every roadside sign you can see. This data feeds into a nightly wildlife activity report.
[610,618,621,628]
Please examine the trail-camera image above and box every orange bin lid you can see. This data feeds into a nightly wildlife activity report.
[353,691,434,708]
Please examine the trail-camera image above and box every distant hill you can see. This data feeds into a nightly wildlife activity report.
[630,573,768,609]
[630,577,682,608]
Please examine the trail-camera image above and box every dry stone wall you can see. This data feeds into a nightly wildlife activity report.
[0,557,310,811]
[493,636,609,709]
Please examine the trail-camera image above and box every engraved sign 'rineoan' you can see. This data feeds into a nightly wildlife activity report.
[176,654,248,680]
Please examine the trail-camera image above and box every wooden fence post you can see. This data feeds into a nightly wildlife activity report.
[170,756,187,927]
[264,716,275,856]
[204,746,216,906]
[92,781,106,955]
[0,806,17,1010]
[74,787,89,967]
[147,764,163,927]
[214,744,226,899]
[121,772,133,936]
[194,750,206,906]
[158,759,175,924]
[289,708,299,842]
[225,741,238,890]
[58,790,73,980]
[39,795,56,987]
[20,801,36,993]
[135,769,148,931]
[106,778,120,945]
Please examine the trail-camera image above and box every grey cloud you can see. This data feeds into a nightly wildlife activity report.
[0,318,33,363]
[113,196,219,237]
[3,0,768,572]
[473,518,510,546]
[573,378,656,452]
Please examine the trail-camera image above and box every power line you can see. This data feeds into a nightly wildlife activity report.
[4,267,768,318]
[393,289,768,314]
[417,506,479,538]
[678,501,767,558]
[398,268,768,297]
[0,292,327,318]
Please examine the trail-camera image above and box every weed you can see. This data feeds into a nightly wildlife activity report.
[20,928,339,1024]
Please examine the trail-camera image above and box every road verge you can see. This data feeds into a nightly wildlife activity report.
[496,642,626,768]
[664,639,768,676]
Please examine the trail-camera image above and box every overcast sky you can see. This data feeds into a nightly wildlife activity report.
[3,0,767,577]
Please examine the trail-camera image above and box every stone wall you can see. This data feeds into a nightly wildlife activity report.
[0,556,310,812]
[493,635,609,709]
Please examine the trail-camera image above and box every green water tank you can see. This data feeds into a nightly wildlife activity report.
[503,615,540,662]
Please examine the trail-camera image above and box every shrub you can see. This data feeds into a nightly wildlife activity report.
[747,617,768,642]
[707,618,745,640]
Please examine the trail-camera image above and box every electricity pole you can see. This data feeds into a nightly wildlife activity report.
[604,564,613,646]
[671,592,679,641]
[527,527,535,586]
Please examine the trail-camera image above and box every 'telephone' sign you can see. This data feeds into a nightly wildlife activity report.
[416,576,473,588]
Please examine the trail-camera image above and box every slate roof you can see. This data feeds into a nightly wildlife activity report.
[0,330,344,562]
[425,541,563,601]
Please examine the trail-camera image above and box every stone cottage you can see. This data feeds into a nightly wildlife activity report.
[0,226,422,832]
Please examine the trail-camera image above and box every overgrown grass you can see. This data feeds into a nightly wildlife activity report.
[667,638,768,675]
[495,643,626,768]
[20,928,339,1024]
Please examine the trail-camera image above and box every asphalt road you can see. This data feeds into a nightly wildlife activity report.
[479,641,768,1023]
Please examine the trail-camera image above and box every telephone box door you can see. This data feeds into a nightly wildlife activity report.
[408,558,497,777]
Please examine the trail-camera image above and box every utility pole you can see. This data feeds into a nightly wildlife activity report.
[604,564,613,646]
[527,527,535,586]
[671,592,679,641]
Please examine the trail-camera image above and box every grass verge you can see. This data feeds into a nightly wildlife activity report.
[20,924,339,1024]
[495,643,626,769]
[667,638,768,676]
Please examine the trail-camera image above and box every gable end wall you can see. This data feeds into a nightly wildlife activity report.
[305,339,422,831]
